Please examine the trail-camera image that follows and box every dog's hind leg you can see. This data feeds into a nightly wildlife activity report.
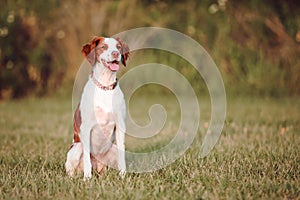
[65,142,83,177]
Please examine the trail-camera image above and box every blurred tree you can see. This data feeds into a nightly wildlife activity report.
[0,0,64,98]
[0,11,35,98]
[0,0,299,98]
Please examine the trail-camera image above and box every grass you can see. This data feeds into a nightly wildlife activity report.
[0,94,299,199]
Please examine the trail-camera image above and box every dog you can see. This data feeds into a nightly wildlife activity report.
[65,36,129,180]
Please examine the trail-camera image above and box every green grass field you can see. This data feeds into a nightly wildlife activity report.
[0,95,299,199]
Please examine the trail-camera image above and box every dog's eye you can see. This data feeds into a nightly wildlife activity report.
[117,45,122,50]
[100,45,105,49]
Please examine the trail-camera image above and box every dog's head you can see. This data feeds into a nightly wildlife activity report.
[81,37,129,71]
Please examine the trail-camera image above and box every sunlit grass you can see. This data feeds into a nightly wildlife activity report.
[0,95,299,199]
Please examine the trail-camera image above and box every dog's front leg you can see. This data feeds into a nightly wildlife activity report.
[116,123,126,177]
[80,123,92,180]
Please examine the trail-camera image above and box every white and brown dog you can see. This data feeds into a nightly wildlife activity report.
[65,37,129,180]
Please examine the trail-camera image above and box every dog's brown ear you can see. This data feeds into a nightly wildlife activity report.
[81,37,104,66]
[115,37,130,67]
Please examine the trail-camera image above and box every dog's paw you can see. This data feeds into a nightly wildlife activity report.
[119,170,126,178]
[65,162,75,178]
[83,175,91,181]
[66,169,75,178]
[83,170,92,181]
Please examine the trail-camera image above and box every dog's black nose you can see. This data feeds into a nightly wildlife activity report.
[112,51,120,59]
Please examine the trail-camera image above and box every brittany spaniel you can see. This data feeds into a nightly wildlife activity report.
[65,37,129,180]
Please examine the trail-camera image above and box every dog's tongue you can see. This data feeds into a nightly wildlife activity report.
[108,63,119,71]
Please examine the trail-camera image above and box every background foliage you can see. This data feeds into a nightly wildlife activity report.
[0,0,299,98]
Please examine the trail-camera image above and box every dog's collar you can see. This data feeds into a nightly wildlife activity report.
[90,71,118,91]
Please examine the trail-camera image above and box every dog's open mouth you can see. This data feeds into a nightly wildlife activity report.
[101,59,119,71]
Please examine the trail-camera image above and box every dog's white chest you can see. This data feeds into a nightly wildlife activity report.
[91,89,116,154]
[93,90,114,113]
[94,106,114,126]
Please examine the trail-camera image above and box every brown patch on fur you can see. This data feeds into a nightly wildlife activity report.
[81,36,105,66]
[114,37,130,66]
[73,103,81,143]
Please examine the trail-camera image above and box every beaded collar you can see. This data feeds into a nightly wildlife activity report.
[90,71,118,91]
